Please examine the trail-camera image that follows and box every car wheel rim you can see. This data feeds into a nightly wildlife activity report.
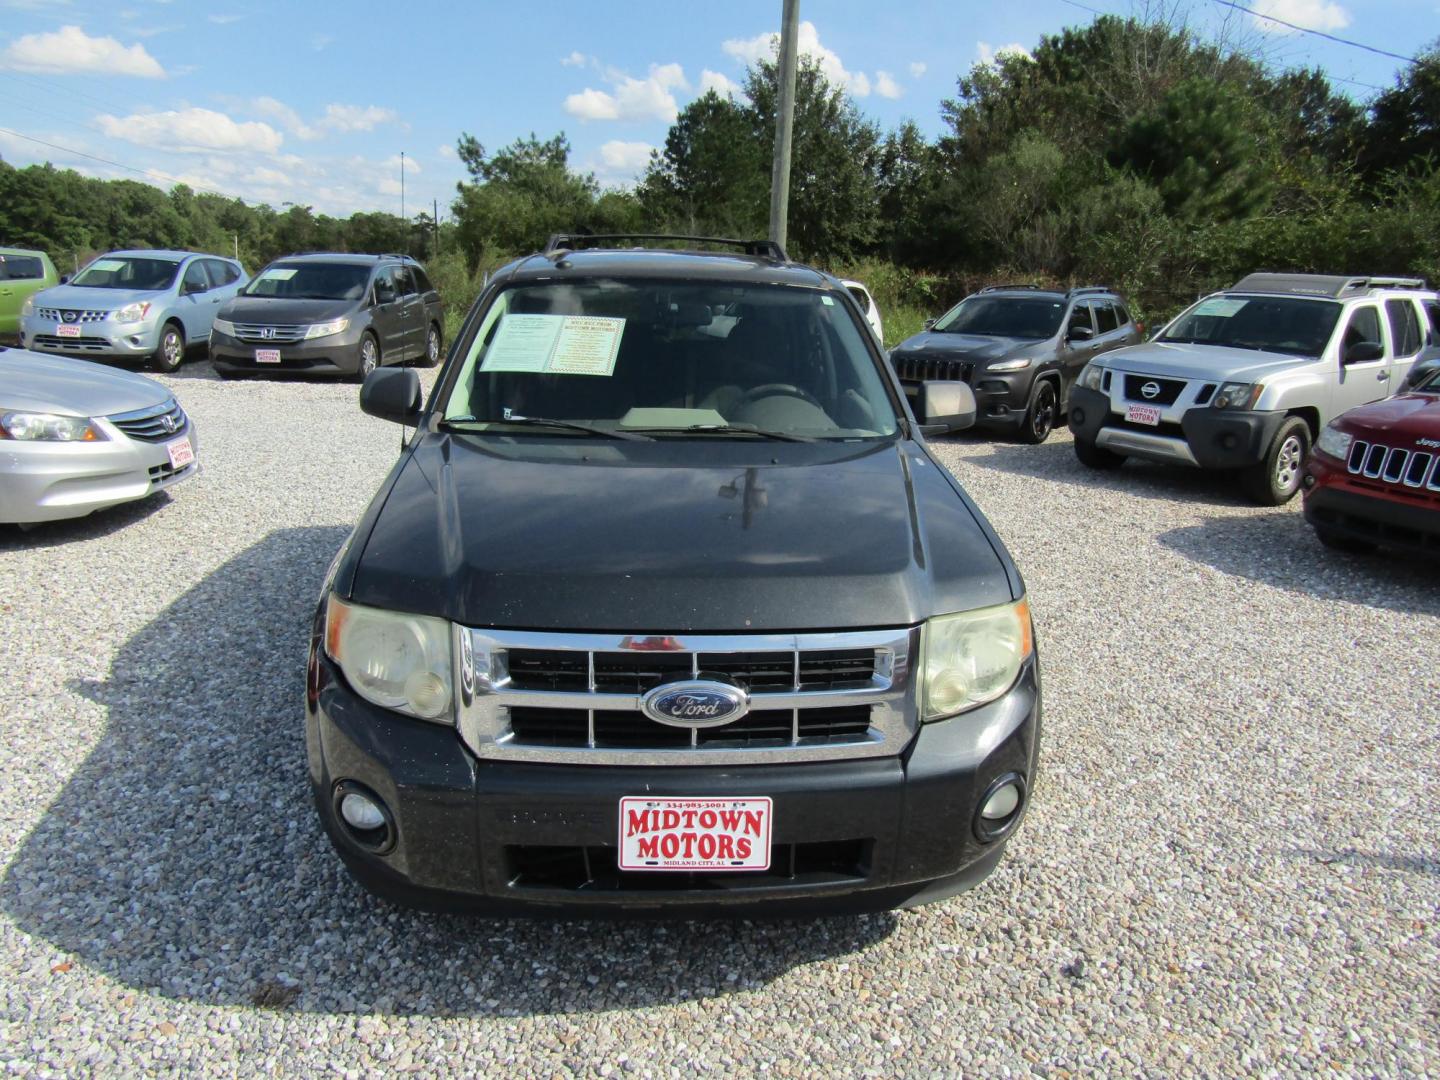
[362,341,377,375]
[164,333,181,366]
[1275,435,1303,491]
[428,330,439,362]
[1033,386,1055,438]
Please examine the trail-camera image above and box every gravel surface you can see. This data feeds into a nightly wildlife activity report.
[1,359,1436,1077]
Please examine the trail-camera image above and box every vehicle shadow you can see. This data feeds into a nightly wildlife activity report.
[1285,848,1440,877]
[0,526,896,1016]
[1157,513,1440,616]
[0,492,175,549]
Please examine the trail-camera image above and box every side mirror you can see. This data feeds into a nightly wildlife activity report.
[59,273,71,285]
[918,380,977,434]
[360,367,422,425]
[373,284,396,306]
[923,318,936,330]
[182,279,208,296]
[1067,325,1095,342]
[1343,340,1384,364]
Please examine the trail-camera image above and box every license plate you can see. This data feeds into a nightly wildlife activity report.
[166,437,194,469]
[618,796,772,871]
[56,324,82,338]
[254,348,281,364]
[1125,403,1162,426]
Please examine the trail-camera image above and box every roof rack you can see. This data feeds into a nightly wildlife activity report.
[1230,272,1430,298]
[1066,285,1111,298]
[543,233,788,262]
[978,283,1042,293]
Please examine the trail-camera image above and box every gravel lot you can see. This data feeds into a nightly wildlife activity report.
[1,359,1436,1077]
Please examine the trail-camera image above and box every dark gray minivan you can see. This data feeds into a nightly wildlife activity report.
[209,253,443,380]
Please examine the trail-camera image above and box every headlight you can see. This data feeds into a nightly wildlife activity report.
[211,317,237,337]
[988,357,1031,372]
[1314,424,1353,461]
[113,302,153,324]
[1212,382,1262,410]
[304,317,350,340]
[1078,364,1105,391]
[20,295,35,318]
[920,598,1033,721]
[324,595,453,721]
[0,410,107,442]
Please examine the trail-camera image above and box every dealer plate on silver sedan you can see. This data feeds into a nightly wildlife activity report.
[1125,403,1162,426]
[618,796,772,871]
[166,436,194,469]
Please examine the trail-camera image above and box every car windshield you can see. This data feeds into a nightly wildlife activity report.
[1159,296,1342,357]
[245,262,372,301]
[70,256,180,291]
[932,296,1065,339]
[441,280,898,440]
[1415,366,1440,393]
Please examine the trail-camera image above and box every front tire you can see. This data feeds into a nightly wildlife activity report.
[1018,379,1059,444]
[416,324,442,368]
[1242,417,1309,505]
[150,322,185,373]
[353,333,380,383]
[1074,435,1125,469]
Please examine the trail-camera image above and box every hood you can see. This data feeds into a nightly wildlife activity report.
[0,349,172,416]
[1333,390,1440,443]
[32,284,170,311]
[218,295,357,324]
[892,330,1040,365]
[344,435,1015,632]
[1103,341,1309,383]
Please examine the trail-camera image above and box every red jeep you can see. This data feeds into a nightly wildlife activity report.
[1303,366,1440,553]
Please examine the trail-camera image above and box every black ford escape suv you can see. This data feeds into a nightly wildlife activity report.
[210,252,443,380]
[889,285,1142,442]
[306,235,1041,916]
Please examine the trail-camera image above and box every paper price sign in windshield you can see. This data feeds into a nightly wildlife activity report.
[480,314,625,377]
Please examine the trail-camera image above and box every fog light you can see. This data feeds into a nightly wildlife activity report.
[981,782,1021,821]
[1222,433,1238,450]
[973,771,1027,843]
[340,791,385,831]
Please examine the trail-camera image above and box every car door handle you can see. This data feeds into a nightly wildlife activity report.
[1377,371,1388,380]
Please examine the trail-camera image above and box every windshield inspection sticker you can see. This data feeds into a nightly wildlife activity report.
[1192,298,1248,318]
[258,267,298,281]
[480,314,625,377]
[89,259,125,272]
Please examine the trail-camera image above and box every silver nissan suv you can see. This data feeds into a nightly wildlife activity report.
[1067,273,1438,504]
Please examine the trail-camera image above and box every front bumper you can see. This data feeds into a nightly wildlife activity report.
[1069,386,1285,468]
[0,417,198,524]
[210,327,365,376]
[900,370,1031,428]
[1303,453,1440,553]
[306,650,1041,916]
[21,316,162,359]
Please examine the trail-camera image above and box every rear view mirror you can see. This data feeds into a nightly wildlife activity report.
[918,380,977,433]
[360,368,422,425]
[1343,340,1384,364]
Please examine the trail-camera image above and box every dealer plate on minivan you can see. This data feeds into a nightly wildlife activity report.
[618,796,772,871]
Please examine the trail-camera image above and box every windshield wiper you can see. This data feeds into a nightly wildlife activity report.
[625,423,817,443]
[442,415,652,441]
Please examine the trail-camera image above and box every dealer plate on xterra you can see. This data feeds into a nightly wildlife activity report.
[618,796,772,871]
[1125,403,1162,426]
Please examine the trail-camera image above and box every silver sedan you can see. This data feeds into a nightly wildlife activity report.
[0,347,198,525]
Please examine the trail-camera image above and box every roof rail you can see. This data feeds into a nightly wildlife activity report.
[1348,275,1427,291]
[1231,272,1429,298]
[542,233,788,262]
[978,283,1041,293]
[378,252,418,262]
[1066,285,1111,298]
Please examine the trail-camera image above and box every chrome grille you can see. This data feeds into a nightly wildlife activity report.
[1346,439,1438,490]
[38,307,108,323]
[109,399,187,442]
[231,323,307,344]
[1123,374,1186,405]
[457,627,918,766]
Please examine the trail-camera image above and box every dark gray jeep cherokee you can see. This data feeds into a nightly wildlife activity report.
[305,235,1040,916]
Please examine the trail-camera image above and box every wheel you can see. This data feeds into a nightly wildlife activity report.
[353,333,380,383]
[1018,379,1059,444]
[1315,527,1376,554]
[1074,435,1125,469]
[150,323,185,373]
[1242,417,1309,505]
[416,324,442,368]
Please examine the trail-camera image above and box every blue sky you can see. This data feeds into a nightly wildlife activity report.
[0,0,1432,218]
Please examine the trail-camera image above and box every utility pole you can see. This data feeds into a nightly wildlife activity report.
[433,198,439,259]
[768,0,800,253]
[400,151,406,231]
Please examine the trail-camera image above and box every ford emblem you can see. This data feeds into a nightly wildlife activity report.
[641,678,749,728]
[1141,381,1161,399]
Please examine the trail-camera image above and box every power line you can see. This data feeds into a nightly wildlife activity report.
[1208,0,1419,65]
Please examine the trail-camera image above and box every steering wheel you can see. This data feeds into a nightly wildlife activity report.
[737,383,823,409]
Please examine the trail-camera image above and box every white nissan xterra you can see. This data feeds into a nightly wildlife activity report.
[1066,273,1439,504]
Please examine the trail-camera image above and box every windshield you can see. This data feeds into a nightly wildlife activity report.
[932,295,1065,339]
[1159,295,1341,357]
[245,262,372,301]
[71,256,180,291]
[441,280,898,440]
[1415,366,1440,393]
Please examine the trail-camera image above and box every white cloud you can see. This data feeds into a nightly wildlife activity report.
[909,61,927,78]
[598,140,654,172]
[564,62,688,123]
[245,98,399,139]
[251,96,319,140]
[322,103,399,133]
[1247,0,1350,33]
[437,142,456,159]
[699,68,741,97]
[721,20,871,97]
[384,153,421,174]
[312,33,333,51]
[561,50,586,67]
[208,13,243,23]
[875,70,902,99]
[976,41,1033,67]
[0,24,165,77]
[97,107,284,154]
